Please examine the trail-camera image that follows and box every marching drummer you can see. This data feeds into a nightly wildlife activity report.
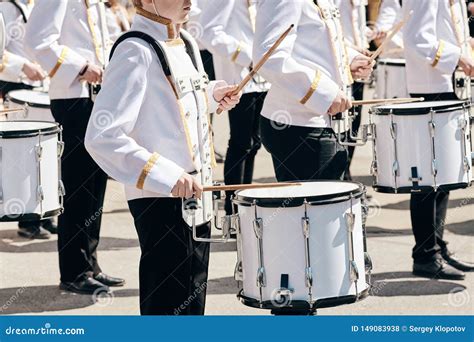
[85,0,242,315]
[253,0,373,186]
[374,0,404,58]
[0,0,56,240]
[253,0,373,314]
[106,0,132,42]
[403,0,474,280]
[200,0,270,216]
[334,0,370,181]
[25,0,124,295]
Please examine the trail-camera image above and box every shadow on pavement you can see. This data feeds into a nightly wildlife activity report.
[379,198,473,211]
[370,271,466,297]
[207,276,238,295]
[0,230,139,253]
[0,286,138,314]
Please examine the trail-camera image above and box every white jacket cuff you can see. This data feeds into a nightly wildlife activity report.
[206,80,226,114]
[304,71,340,115]
[143,155,185,195]
[432,40,461,75]
[51,47,88,87]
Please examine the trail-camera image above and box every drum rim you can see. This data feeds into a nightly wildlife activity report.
[373,182,472,194]
[372,100,469,115]
[0,120,61,139]
[6,90,50,109]
[233,180,365,208]
[0,208,63,222]
[237,288,370,310]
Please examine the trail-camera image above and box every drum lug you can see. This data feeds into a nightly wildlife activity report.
[463,157,471,172]
[392,160,399,177]
[35,145,43,160]
[364,252,373,272]
[345,212,355,232]
[57,141,65,158]
[234,260,243,282]
[187,199,229,243]
[305,267,313,288]
[257,267,266,288]
[253,217,263,239]
[431,160,438,177]
[0,147,3,204]
[370,160,378,176]
[350,260,359,282]
[58,180,66,196]
[37,185,44,202]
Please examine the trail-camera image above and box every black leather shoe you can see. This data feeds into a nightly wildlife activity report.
[41,219,58,234]
[60,277,110,295]
[94,273,125,287]
[442,251,474,272]
[18,226,51,240]
[413,259,465,280]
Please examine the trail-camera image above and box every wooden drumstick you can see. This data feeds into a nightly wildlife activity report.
[352,97,424,106]
[369,10,413,63]
[204,182,301,192]
[216,24,294,115]
[0,107,26,114]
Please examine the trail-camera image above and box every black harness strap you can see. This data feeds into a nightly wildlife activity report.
[9,0,28,24]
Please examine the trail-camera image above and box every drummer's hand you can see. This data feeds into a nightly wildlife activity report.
[328,91,352,115]
[470,38,474,50]
[22,62,45,81]
[171,172,203,199]
[80,63,103,84]
[458,54,474,77]
[213,82,242,112]
[351,55,374,80]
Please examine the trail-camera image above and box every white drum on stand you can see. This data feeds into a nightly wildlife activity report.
[370,101,473,193]
[233,181,372,311]
[4,90,54,122]
[0,121,64,221]
[375,58,408,99]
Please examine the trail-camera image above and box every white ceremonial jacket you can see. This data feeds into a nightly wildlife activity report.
[253,0,359,128]
[334,0,368,50]
[0,1,34,83]
[24,0,111,100]
[403,0,469,94]
[188,0,207,50]
[200,0,270,94]
[375,0,404,57]
[85,14,221,223]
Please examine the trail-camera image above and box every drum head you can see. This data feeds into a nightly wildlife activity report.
[0,121,60,138]
[6,90,50,108]
[377,58,406,66]
[234,181,365,208]
[373,100,468,115]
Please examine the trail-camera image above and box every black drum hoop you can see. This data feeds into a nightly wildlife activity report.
[0,121,61,139]
[372,100,469,116]
[0,208,63,222]
[377,60,405,67]
[373,182,472,194]
[233,181,366,208]
[6,93,50,109]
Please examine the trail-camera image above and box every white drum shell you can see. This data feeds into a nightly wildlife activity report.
[5,90,54,122]
[0,123,61,219]
[376,59,409,99]
[372,105,473,190]
[236,184,368,306]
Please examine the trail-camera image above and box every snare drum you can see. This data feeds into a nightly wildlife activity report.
[375,58,409,99]
[4,90,54,122]
[370,101,473,193]
[233,181,371,311]
[0,121,64,221]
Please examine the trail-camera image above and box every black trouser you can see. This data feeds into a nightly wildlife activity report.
[50,98,108,282]
[128,198,211,315]
[344,81,364,180]
[409,92,456,263]
[261,116,348,182]
[0,81,53,229]
[224,92,266,214]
